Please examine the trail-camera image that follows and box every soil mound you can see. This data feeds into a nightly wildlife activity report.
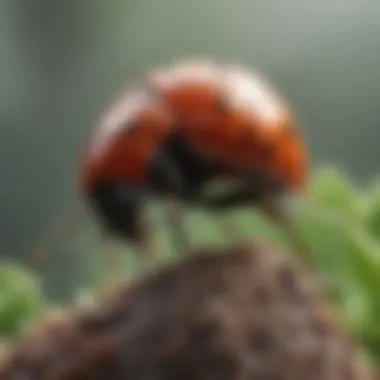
[0,241,375,379]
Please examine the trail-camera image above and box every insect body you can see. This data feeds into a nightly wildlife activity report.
[80,60,308,263]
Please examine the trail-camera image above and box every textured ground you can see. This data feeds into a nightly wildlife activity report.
[0,241,377,380]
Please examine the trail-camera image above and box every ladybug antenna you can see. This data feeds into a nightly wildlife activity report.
[26,207,84,270]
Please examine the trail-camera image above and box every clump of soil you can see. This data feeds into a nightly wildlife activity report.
[0,241,376,379]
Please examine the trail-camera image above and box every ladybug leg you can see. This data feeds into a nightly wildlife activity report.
[90,182,158,266]
[164,198,188,252]
[194,179,265,210]
[178,176,263,245]
[149,150,190,254]
[194,169,285,210]
[197,173,311,269]
[197,186,254,209]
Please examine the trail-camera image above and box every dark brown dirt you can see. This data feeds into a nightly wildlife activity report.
[0,241,376,380]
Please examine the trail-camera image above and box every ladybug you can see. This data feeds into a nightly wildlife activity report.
[80,59,308,264]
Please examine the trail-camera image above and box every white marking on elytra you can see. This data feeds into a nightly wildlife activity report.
[91,87,152,155]
[151,59,221,88]
[223,66,285,126]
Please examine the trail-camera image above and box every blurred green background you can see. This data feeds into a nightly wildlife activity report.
[1,0,380,361]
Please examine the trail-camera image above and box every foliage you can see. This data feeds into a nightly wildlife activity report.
[1,166,380,364]
[0,263,46,342]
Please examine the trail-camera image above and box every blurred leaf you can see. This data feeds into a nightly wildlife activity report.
[308,167,363,224]
[363,183,380,241]
[345,230,380,318]
[0,263,46,339]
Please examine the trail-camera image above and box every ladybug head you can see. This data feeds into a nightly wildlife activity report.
[88,182,146,243]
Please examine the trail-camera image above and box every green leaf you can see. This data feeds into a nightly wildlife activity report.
[308,167,363,223]
[363,184,380,241]
[0,263,45,339]
[344,229,380,331]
